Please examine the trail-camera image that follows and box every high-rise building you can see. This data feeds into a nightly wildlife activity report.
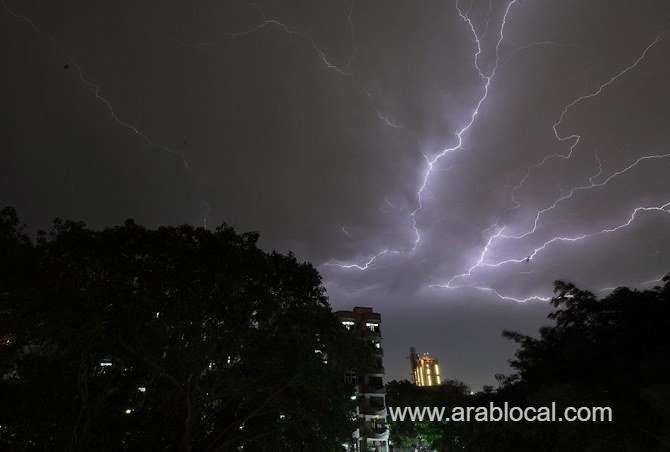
[409,348,441,387]
[335,307,389,452]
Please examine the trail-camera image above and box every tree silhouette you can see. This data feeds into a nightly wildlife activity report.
[494,277,670,450]
[0,208,373,451]
[385,277,670,451]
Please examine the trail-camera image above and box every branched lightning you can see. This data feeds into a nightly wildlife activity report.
[428,33,669,302]
[510,34,665,207]
[253,3,668,301]
[2,0,191,169]
[226,3,354,76]
[8,0,666,301]
[409,0,517,252]
[176,1,412,132]
[440,224,506,287]
[502,151,670,240]
[433,200,670,301]
[329,0,518,270]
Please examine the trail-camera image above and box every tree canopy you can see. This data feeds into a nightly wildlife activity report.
[0,207,373,451]
[386,277,670,451]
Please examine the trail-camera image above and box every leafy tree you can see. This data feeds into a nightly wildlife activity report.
[386,278,670,451]
[460,278,670,451]
[385,379,469,450]
[0,208,374,451]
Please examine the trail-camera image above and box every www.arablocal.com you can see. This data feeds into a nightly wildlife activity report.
[388,403,612,423]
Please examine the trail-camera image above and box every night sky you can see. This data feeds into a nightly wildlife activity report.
[3,0,670,389]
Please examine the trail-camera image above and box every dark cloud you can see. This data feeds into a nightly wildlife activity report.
[2,0,669,388]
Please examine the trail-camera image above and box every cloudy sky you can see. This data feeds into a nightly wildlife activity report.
[3,0,669,389]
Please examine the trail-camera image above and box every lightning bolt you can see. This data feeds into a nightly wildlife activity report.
[510,33,665,207]
[440,224,506,287]
[464,287,551,303]
[325,249,401,271]
[175,1,414,132]
[410,0,517,253]
[2,0,190,169]
[432,200,670,300]
[600,273,668,293]
[321,4,669,302]
[430,33,666,302]
[331,0,519,270]
[502,151,670,241]
[226,4,354,76]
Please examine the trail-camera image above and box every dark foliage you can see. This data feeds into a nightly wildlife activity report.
[0,207,374,451]
[385,379,470,450]
[387,277,670,451]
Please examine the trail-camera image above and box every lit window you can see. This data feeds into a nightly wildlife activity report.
[341,321,355,330]
[138,386,146,393]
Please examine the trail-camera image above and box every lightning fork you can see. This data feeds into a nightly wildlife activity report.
[510,33,665,206]
[409,0,518,253]
[2,0,190,169]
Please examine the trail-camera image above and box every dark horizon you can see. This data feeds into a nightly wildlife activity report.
[3,0,670,390]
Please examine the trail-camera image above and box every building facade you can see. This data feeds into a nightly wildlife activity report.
[409,348,441,387]
[335,307,389,452]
